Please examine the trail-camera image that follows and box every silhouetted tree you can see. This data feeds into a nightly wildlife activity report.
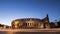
[50,22,55,28]
[57,20,60,28]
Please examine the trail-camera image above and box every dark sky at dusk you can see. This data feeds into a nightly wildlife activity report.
[0,0,60,26]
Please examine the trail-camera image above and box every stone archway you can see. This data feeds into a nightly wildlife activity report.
[45,23,50,29]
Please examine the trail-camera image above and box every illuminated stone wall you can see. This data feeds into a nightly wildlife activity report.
[11,15,50,29]
[11,18,50,29]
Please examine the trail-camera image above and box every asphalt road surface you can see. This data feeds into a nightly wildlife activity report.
[0,28,60,34]
[0,28,60,32]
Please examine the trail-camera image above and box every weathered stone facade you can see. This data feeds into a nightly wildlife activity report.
[11,15,50,29]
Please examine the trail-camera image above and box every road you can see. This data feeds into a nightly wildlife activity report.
[0,28,60,32]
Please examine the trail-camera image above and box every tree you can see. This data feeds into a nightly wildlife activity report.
[57,20,60,28]
[50,22,55,28]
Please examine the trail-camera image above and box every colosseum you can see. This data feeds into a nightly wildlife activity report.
[11,15,50,29]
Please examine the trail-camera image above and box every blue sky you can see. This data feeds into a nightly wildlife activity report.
[0,0,60,26]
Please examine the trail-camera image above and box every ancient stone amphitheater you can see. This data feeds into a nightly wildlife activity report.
[11,15,50,29]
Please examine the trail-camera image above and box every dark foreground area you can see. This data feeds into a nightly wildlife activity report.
[0,31,60,34]
[14,32,60,34]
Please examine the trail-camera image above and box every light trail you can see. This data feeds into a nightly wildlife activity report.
[0,28,60,32]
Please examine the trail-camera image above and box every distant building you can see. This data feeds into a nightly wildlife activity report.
[0,24,10,28]
[11,14,50,29]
